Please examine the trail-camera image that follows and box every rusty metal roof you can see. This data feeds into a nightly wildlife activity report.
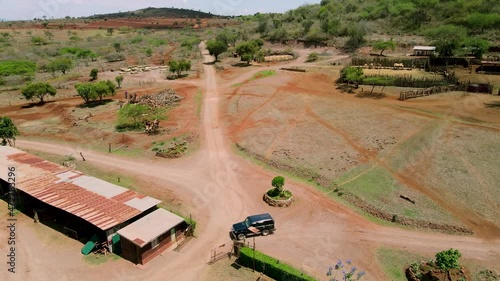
[117,208,185,247]
[0,146,160,230]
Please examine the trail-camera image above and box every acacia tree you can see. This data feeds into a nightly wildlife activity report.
[235,40,261,65]
[425,25,467,57]
[47,57,73,75]
[206,39,228,61]
[21,82,57,103]
[94,80,116,102]
[373,38,396,56]
[115,75,124,88]
[0,117,19,146]
[75,83,97,103]
[168,59,191,78]
[341,66,364,87]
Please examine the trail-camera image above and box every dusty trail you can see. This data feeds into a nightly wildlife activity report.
[10,43,500,281]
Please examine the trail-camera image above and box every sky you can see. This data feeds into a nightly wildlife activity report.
[0,0,321,21]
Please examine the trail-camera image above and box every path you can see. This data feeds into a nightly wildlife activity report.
[9,43,500,281]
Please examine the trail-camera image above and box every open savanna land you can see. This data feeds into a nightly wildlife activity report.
[1,2,500,281]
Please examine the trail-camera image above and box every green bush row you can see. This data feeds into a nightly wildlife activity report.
[238,247,316,281]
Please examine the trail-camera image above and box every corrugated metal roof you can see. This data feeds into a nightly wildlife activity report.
[0,146,160,231]
[117,208,185,247]
[413,46,436,51]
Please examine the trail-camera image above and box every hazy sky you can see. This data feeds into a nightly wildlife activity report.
[0,0,321,20]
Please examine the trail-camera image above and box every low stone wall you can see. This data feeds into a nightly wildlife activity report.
[263,191,293,208]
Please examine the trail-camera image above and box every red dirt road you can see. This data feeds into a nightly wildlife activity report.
[4,44,500,281]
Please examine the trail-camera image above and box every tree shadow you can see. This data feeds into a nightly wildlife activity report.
[203,61,216,65]
[484,101,500,108]
[166,74,189,80]
[77,99,113,108]
[21,100,55,109]
[231,62,252,67]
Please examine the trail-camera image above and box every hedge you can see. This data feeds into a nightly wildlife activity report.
[238,247,317,281]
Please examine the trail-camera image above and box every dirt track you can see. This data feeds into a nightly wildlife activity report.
[4,44,500,281]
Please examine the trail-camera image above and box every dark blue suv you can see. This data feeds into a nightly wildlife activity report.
[230,213,276,240]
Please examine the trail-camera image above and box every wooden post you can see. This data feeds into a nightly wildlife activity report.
[108,143,111,153]
[79,152,86,161]
[252,236,256,272]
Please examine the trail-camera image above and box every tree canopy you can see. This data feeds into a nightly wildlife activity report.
[206,39,228,61]
[425,25,467,57]
[373,39,396,56]
[0,117,19,146]
[21,82,57,103]
[168,59,191,78]
[435,249,462,270]
[235,40,263,65]
[47,57,73,75]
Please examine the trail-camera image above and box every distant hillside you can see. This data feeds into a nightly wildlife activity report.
[88,7,220,20]
[240,0,500,54]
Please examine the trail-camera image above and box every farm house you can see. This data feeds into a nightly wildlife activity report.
[413,46,436,56]
[117,208,188,264]
[476,61,500,74]
[0,146,186,261]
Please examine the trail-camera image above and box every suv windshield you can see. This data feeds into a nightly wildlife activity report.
[244,218,250,227]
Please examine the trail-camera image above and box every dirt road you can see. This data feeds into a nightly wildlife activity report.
[8,44,500,281]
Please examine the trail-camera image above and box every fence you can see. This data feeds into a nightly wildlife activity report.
[398,84,467,101]
[208,240,235,265]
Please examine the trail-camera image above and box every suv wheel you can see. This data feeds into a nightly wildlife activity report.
[262,229,270,236]
[237,234,246,240]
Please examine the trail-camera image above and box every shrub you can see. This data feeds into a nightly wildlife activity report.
[104,53,125,62]
[0,60,36,76]
[306,52,319,62]
[149,38,167,47]
[435,249,462,270]
[238,247,316,281]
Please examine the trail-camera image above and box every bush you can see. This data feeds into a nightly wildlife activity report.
[435,249,462,270]
[104,53,125,62]
[0,60,36,76]
[306,52,319,62]
[238,247,316,281]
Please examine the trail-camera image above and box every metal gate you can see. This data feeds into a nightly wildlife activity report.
[209,240,234,265]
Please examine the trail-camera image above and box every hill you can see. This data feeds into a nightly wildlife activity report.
[238,0,500,53]
[87,7,220,20]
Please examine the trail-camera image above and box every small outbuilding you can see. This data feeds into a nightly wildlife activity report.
[117,208,188,264]
[413,46,436,56]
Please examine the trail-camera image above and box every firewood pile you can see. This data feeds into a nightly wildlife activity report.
[145,119,160,134]
[139,88,183,108]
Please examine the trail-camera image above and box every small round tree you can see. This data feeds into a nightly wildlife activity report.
[435,249,462,270]
[115,75,124,88]
[272,176,285,195]
[90,68,98,81]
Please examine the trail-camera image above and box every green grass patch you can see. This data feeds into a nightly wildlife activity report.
[149,38,167,47]
[83,253,120,266]
[376,248,425,281]
[339,166,401,202]
[251,70,276,81]
[231,82,243,87]
[196,89,202,116]
[0,60,36,76]
[239,247,316,281]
